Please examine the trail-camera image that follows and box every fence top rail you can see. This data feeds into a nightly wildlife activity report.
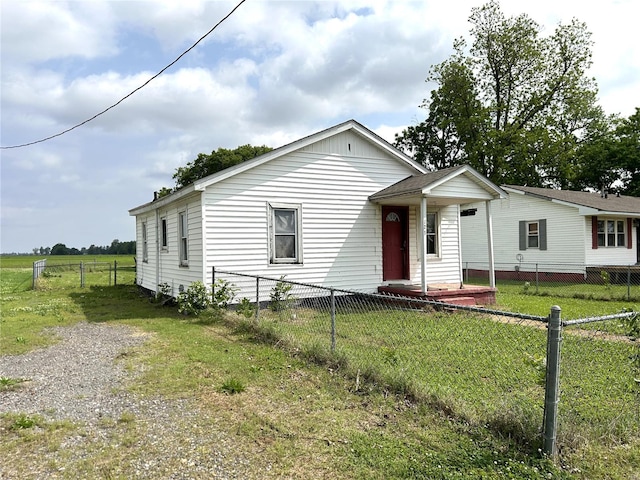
[563,311,637,326]
[213,267,549,323]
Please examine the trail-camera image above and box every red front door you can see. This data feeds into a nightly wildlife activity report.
[382,206,409,281]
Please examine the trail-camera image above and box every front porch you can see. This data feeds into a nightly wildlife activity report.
[378,283,497,306]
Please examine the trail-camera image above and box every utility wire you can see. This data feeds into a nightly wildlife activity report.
[1,0,247,150]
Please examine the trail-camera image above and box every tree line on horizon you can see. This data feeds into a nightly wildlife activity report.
[31,239,135,256]
[156,1,638,200]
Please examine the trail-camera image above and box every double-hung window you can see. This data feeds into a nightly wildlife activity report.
[597,219,626,247]
[527,221,539,248]
[269,203,302,264]
[142,221,148,263]
[426,212,437,255]
[160,217,168,251]
[178,211,189,266]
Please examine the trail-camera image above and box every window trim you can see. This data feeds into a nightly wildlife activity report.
[178,210,189,267]
[426,212,438,257]
[596,217,626,248]
[519,219,547,251]
[268,202,303,264]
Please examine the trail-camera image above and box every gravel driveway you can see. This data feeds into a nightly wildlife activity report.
[0,322,252,479]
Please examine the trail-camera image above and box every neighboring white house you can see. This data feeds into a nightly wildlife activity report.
[460,185,640,281]
[129,120,506,302]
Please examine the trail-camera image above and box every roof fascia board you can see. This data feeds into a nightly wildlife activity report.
[422,166,507,199]
[129,185,198,216]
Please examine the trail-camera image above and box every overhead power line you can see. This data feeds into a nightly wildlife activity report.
[1,0,247,150]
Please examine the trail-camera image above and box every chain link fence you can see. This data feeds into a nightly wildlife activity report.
[212,268,639,457]
[32,260,136,289]
[464,261,640,302]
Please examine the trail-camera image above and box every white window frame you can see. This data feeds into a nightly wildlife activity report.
[527,221,539,249]
[268,202,303,264]
[160,217,168,251]
[426,212,438,256]
[597,218,626,247]
[142,221,148,263]
[178,210,189,266]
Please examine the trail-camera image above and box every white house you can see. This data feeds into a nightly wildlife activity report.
[460,185,640,281]
[129,120,506,304]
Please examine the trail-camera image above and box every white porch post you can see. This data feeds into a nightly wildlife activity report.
[420,196,428,294]
[457,204,463,288]
[485,200,496,288]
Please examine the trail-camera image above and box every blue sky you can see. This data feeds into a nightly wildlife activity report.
[1,0,638,254]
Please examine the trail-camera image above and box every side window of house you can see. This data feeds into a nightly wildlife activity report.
[527,221,539,248]
[427,212,437,255]
[142,221,148,263]
[597,219,626,247]
[178,211,188,266]
[269,203,303,264]
[161,217,168,251]
[519,219,547,251]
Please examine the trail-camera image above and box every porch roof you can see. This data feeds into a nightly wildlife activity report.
[369,164,506,205]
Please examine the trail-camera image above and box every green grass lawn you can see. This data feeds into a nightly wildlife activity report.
[1,264,638,479]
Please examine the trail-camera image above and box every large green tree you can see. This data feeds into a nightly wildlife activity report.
[572,108,640,195]
[395,1,605,187]
[172,144,273,190]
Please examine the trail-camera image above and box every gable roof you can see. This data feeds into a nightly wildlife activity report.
[369,164,506,202]
[503,185,640,216]
[130,119,427,215]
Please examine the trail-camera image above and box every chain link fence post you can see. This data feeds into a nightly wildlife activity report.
[543,305,562,458]
[255,277,260,322]
[330,289,336,352]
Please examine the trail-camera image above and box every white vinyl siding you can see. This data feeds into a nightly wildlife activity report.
[201,141,418,296]
[134,197,203,297]
[462,193,637,270]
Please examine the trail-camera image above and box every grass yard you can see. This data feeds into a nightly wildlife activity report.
[1,260,639,479]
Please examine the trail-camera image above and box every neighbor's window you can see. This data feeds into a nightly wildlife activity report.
[426,212,437,255]
[527,221,539,248]
[269,203,303,264]
[161,217,168,250]
[178,211,189,266]
[142,221,148,263]
[597,219,626,247]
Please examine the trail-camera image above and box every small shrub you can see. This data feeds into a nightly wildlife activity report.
[600,270,611,289]
[269,276,295,313]
[212,279,238,309]
[177,281,210,316]
[0,377,25,391]
[236,297,255,319]
[220,377,245,395]
[11,414,38,430]
[522,281,530,293]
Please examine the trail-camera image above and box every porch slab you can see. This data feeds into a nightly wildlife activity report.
[378,283,497,306]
